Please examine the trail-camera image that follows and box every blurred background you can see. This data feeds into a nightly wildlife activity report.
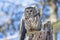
[0,0,60,40]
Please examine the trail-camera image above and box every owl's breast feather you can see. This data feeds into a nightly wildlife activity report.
[25,17,39,30]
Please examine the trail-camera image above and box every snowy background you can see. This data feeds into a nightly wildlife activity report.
[0,0,37,40]
[0,0,60,40]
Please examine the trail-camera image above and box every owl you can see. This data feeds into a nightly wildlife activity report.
[20,7,42,40]
[24,7,42,31]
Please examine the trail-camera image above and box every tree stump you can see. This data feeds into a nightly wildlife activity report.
[24,31,45,40]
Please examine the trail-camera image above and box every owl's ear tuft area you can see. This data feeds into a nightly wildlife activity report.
[25,7,34,10]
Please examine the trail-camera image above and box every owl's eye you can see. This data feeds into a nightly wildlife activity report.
[26,11,28,12]
[30,10,32,12]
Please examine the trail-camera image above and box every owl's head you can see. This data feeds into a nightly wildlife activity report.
[25,7,37,19]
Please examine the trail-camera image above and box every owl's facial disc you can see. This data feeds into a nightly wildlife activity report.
[26,9,34,17]
[25,7,38,20]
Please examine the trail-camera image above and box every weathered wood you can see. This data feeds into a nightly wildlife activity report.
[25,31,45,40]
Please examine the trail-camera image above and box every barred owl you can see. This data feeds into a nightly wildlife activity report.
[20,7,42,40]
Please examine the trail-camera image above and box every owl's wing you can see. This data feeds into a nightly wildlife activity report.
[20,19,27,40]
